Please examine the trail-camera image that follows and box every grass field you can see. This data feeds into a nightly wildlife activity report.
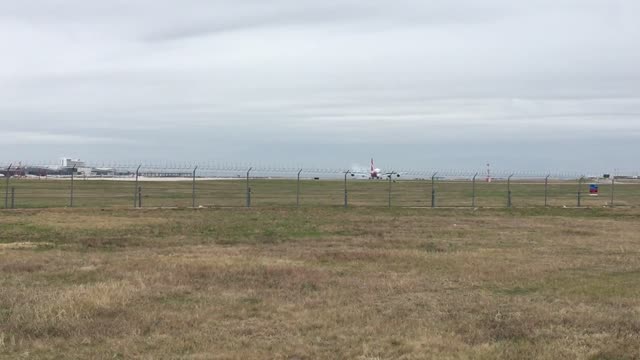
[3,178,640,209]
[1,207,639,359]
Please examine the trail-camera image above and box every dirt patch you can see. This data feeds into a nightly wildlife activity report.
[0,242,54,250]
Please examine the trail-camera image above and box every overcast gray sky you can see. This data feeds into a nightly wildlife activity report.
[1,0,638,172]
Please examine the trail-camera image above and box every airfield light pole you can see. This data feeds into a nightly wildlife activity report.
[544,174,551,207]
[431,172,438,208]
[70,164,77,208]
[134,165,141,208]
[577,176,585,207]
[246,167,252,208]
[296,169,303,208]
[344,170,351,208]
[192,166,198,208]
[507,174,514,208]
[4,164,11,209]
[472,173,478,208]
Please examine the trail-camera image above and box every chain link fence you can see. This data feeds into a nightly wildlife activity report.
[1,163,639,209]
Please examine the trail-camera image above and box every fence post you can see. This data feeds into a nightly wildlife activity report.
[192,166,198,208]
[344,170,351,208]
[431,172,438,208]
[388,172,397,208]
[507,174,514,208]
[577,176,585,207]
[246,167,252,208]
[544,174,550,207]
[11,187,15,209]
[138,186,142,208]
[610,175,615,208]
[134,165,141,208]
[296,169,302,207]
[70,164,76,208]
[472,172,478,208]
[4,164,11,209]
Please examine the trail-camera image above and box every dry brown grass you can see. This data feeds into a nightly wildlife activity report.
[1,207,639,359]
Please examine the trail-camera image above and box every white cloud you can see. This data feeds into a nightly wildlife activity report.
[0,131,129,145]
[0,0,638,169]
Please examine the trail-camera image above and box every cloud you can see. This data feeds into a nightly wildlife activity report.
[0,131,129,145]
[0,0,638,169]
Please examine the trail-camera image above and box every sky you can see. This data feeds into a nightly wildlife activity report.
[0,0,639,173]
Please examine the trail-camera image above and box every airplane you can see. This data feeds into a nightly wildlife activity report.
[351,158,401,180]
[370,158,381,179]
